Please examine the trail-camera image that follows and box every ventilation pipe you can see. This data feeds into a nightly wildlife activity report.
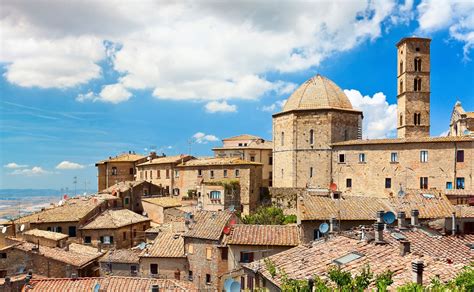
[397,211,407,229]
[399,240,410,256]
[374,222,384,243]
[329,217,337,233]
[452,212,457,235]
[411,259,424,285]
[411,210,420,226]
[151,284,159,292]
[376,211,385,223]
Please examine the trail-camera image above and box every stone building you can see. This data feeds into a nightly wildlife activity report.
[22,229,68,248]
[79,209,151,249]
[100,180,161,213]
[136,155,195,196]
[213,134,273,187]
[96,152,150,192]
[99,249,141,277]
[141,197,183,224]
[449,101,474,137]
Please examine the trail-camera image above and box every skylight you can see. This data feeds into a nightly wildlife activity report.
[333,252,364,265]
[391,232,407,240]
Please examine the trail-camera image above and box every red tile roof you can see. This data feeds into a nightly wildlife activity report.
[225,224,300,246]
[80,209,150,230]
[331,135,473,146]
[141,231,185,258]
[98,249,140,264]
[22,276,197,291]
[183,210,235,241]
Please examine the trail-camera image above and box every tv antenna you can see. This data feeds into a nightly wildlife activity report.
[73,176,78,196]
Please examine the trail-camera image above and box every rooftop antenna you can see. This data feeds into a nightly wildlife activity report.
[73,176,77,196]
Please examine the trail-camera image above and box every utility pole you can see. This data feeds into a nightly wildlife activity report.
[73,176,77,196]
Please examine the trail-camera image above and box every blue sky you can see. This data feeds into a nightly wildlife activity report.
[1,0,473,190]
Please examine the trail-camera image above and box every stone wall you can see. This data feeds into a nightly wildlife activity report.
[80,221,150,249]
[97,162,136,192]
[139,257,187,280]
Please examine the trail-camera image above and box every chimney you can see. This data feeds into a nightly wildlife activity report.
[411,210,420,226]
[399,240,410,256]
[97,242,102,253]
[376,211,385,223]
[397,211,407,229]
[329,217,337,233]
[64,243,70,251]
[374,222,384,243]
[411,259,424,285]
[4,276,10,286]
[452,212,456,235]
[151,284,159,292]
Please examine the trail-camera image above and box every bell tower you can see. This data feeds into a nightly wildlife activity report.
[396,37,431,138]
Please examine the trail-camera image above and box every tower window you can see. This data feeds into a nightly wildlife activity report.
[385,178,392,189]
[338,153,345,163]
[419,177,428,189]
[456,150,464,162]
[309,129,314,145]
[309,167,313,178]
[414,113,421,125]
[358,153,366,163]
[420,150,428,163]
[415,47,420,52]
[399,61,403,74]
[413,78,422,91]
[399,80,403,94]
[414,58,421,72]
[399,114,403,126]
[281,132,284,146]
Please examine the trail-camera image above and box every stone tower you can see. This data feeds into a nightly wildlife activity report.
[272,74,363,188]
[396,37,431,138]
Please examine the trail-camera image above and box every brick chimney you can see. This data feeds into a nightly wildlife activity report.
[374,222,384,243]
[97,242,102,253]
[376,211,385,223]
[411,209,420,226]
[399,240,410,256]
[411,259,424,285]
[397,211,407,229]
[329,217,337,233]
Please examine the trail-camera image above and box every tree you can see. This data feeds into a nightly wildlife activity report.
[241,206,296,225]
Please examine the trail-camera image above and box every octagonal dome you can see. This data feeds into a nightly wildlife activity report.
[281,74,353,113]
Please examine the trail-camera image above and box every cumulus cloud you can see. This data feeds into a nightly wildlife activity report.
[417,0,474,59]
[261,99,287,112]
[4,162,28,169]
[193,132,219,144]
[205,101,237,113]
[55,161,85,170]
[2,0,402,102]
[344,89,397,139]
[9,166,49,176]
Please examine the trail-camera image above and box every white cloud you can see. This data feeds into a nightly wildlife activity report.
[9,166,49,176]
[205,101,237,113]
[344,89,397,139]
[417,0,474,59]
[4,162,28,169]
[2,1,401,102]
[55,161,85,170]
[193,132,219,144]
[261,99,287,112]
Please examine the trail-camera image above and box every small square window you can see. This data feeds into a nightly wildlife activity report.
[446,182,453,190]
[456,177,465,189]
[390,152,398,162]
[250,156,255,162]
[346,178,352,188]
[0,253,7,259]
[420,151,428,163]
[338,154,345,163]
[385,178,392,189]
[206,274,211,285]
[84,236,91,244]
[150,264,158,275]
[359,153,366,163]
[456,150,464,162]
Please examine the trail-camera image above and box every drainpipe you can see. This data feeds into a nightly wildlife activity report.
[452,212,456,235]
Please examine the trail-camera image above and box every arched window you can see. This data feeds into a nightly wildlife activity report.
[399,61,403,74]
[309,129,314,145]
[399,80,403,93]
[399,114,403,126]
[281,132,285,146]
[418,78,422,91]
[414,78,422,91]
[414,113,421,125]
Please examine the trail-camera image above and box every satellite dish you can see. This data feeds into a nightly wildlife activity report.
[20,224,25,232]
[224,278,234,292]
[329,183,338,192]
[383,212,396,224]
[319,223,330,234]
[93,283,100,292]
[137,242,147,250]
[397,189,406,198]
[228,205,235,212]
[142,212,148,216]
[230,281,241,292]
[1,226,7,234]
[464,129,470,135]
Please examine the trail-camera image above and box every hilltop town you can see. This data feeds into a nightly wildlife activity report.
[1,37,473,291]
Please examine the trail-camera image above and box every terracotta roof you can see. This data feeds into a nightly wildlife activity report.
[300,192,455,221]
[146,222,187,234]
[222,134,263,141]
[445,189,474,196]
[22,276,197,291]
[141,231,185,258]
[14,196,104,224]
[136,155,194,167]
[331,135,473,146]
[177,157,261,167]
[99,249,140,264]
[280,75,355,113]
[23,229,68,241]
[96,153,145,164]
[225,224,300,246]
[100,180,148,193]
[455,205,474,218]
[245,233,467,289]
[213,140,273,151]
[12,240,104,268]
[81,209,150,230]
[183,211,234,241]
[142,197,182,208]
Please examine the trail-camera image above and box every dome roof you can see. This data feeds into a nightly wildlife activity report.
[281,74,353,113]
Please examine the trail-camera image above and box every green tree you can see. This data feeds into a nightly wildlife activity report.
[241,206,295,225]
[328,266,353,289]
[374,270,394,292]
[352,265,373,291]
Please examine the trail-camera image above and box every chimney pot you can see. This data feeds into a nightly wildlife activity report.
[399,240,410,256]
[397,211,407,229]
[374,222,384,243]
[329,217,337,233]
[151,284,159,292]
[411,209,420,226]
[376,211,385,223]
[451,212,456,235]
[411,259,424,285]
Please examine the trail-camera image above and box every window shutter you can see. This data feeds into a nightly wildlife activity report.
[249,252,254,262]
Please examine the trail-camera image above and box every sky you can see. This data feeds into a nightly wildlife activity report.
[0,0,473,190]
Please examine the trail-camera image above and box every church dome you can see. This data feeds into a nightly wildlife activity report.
[281,74,353,113]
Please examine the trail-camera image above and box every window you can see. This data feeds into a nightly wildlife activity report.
[250,156,255,162]
[188,271,193,281]
[157,170,160,179]
[415,47,420,52]
[420,177,428,189]
[235,169,240,177]
[150,264,158,275]
[248,276,254,291]
[210,170,214,178]
[223,169,228,177]
[281,169,284,178]
[309,129,314,145]
[391,152,398,162]
[399,114,403,126]
[129,168,134,175]
[150,170,153,179]
[238,143,243,146]
[269,156,273,165]
[206,274,211,285]
[210,191,221,200]
[333,252,364,265]
[309,167,313,178]
[385,178,392,189]
[456,177,465,189]
[130,265,137,276]
[414,113,421,125]
[174,170,179,178]
[281,132,284,146]
[240,252,254,263]
[456,150,464,162]
[112,167,117,175]
[68,226,76,237]
[197,169,202,176]
[0,253,6,259]
[420,151,428,162]
[413,78,422,91]
[206,247,212,260]
[338,153,345,163]
[399,61,403,74]
[145,171,147,180]
[55,226,62,233]
[188,244,193,254]
[123,231,127,240]
[101,236,113,244]
[173,188,180,196]
[346,178,352,188]
[84,236,91,244]
[446,182,453,190]
[359,153,366,163]
[140,171,143,179]
[414,58,421,71]
[399,80,403,94]
[47,227,51,231]
[166,169,170,179]
[221,247,228,260]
